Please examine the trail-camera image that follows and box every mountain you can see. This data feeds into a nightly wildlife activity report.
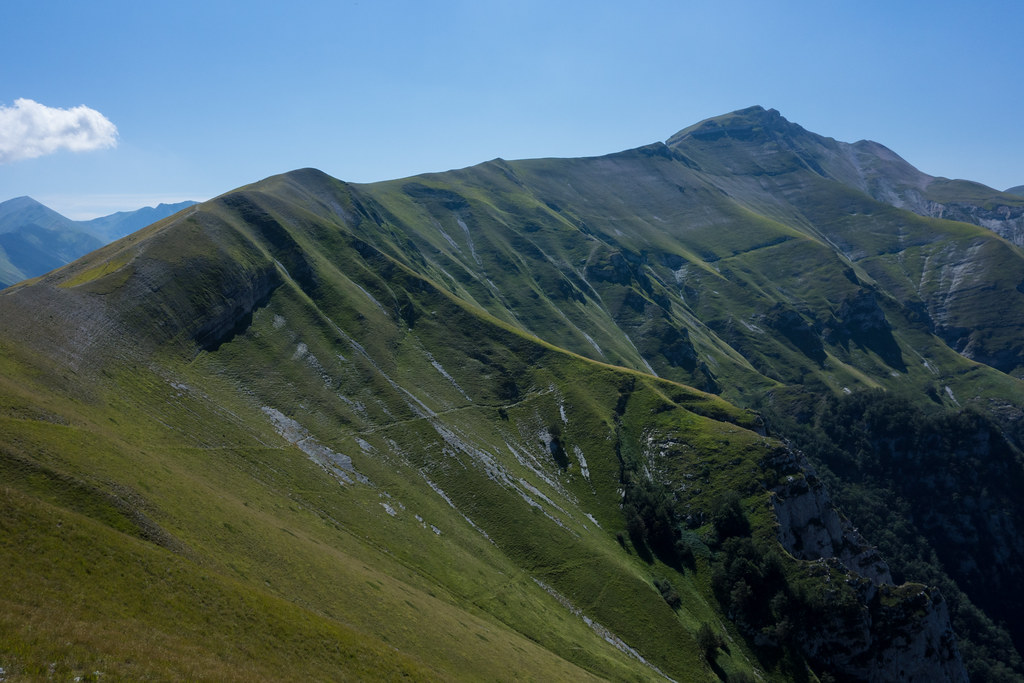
[1,107,1023,681]
[0,197,103,288]
[1008,185,1024,197]
[80,200,198,243]
[0,197,196,288]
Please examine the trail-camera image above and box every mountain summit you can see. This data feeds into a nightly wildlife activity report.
[669,106,1024,246]
[666,105,928,194]
[1,108,1022,680]
[667,105,807,144]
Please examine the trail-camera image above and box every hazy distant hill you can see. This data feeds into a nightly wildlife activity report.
[1,107,1023,681]
[1008,185,1024,197]
[0,197,196,287]
[80,200,198,243]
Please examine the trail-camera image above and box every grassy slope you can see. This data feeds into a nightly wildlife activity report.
[0,197,775,680]
[0,319,692,680]
[351,138,1024,402]
[924,179,1024,209]
[2,109,1023,680]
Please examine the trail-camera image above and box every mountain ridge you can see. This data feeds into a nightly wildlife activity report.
[2,107,1022,680]
[0,196,197,288]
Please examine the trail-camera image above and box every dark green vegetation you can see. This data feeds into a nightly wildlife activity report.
[0,196,195,287]
[764,391,1024,682]
[2,106,1023,680]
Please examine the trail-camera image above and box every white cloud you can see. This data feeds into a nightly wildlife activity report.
[0,98,118,163]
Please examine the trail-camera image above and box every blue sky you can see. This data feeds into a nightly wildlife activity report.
[1,0,1021,218]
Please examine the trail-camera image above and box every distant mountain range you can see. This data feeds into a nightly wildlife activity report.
[2,107,1024,681]
[0,196,196,287]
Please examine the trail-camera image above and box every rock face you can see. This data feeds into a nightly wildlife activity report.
[849,164,1024,249]
[895,191,1024,248]
[770,449,967,682]
[869,587,963,683]
[772,464,892,587]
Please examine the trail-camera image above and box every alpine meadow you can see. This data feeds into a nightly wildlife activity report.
[2,106,1024,681]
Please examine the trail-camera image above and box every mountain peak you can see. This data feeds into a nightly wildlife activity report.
[2,195,42,207]
[0,195,53,216]
[666,106,804,147]
[0,195,74,235]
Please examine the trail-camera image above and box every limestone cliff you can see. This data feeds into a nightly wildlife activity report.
[769,449,967,682]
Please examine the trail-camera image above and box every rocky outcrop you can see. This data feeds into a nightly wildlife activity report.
[910,195,1024,247]
[772,464,892,588]
[768,448,967,682]
[192,265,281,351]
[868,585,963,683]
[865,181,1024,248]
[839,141,1024,247]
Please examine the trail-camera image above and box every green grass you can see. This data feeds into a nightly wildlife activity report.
[924,178,1024,209]
[0,354,655,681]
[0,252,788,680]
[3,112,1023,681]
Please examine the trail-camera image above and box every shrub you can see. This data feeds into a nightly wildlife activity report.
[654,577,681,610]
[696,622,721,660]
[709,491,749,539]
